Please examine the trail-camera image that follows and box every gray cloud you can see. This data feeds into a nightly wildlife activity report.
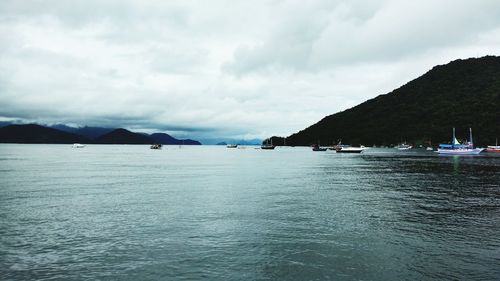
[1,0,500,140]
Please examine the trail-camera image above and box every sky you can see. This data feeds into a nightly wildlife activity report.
[1,0,500,140]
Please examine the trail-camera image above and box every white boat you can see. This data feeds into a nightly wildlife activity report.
[336,145,367,153]
[150,144,162,149]
[72,143,85,148]
[226,144,238,148]
[486,139,500,152]
[437,128,484,155]
[396,143,413,150]
[426,147,434,151]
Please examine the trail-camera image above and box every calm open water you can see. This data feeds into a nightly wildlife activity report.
[0,144,499,280]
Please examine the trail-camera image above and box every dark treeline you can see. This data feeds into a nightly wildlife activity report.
[269,56,500,147]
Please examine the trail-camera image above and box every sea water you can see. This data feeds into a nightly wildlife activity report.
[1,144,499,280]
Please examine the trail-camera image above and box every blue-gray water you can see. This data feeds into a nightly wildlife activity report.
[1,144,499,280]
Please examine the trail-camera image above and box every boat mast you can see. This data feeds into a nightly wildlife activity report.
[452,127,455,148]
[469,128,473,146]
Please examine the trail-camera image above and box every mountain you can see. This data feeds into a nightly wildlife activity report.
[0,121,13,128]
[282,56,500,147]
[94,128,154,144]
[150,133,201,145]
[0,124,90,144]
[50,124,113,139]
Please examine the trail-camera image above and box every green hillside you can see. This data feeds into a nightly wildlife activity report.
[282,56,500,147]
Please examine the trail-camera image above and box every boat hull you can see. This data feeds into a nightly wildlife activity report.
[261,146,275,150]
[336,148,364,153]
[486,146,500,152]
[436,148,484,155]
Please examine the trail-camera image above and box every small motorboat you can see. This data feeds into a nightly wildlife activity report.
[336,145,367,153]
[150,144,162,149]
[396,142,413,150]
[72,143,85,148]
[312,144,327,151]
[226,144,238,148]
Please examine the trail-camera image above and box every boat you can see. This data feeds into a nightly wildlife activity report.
[329,139,367,153]
[396,142,413,150]
[150,144,162,149]
[486,138,500,152]
[312,143,327,151]
[426,147,434,151]
[336,145,367,153]
[226,144,238,148]
[329,139,348,150]
[72,143,85,148]
[437,128,484,155]
[261,138,275,150]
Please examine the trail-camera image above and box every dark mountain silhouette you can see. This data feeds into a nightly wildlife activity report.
[150,133,201,145]
[0,124,90,144]
[0,121,13,128]
[51,124,114,139]
[279,56,500,147]
[94,128,154,144]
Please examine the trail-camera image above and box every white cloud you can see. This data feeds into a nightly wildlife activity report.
[0,0,499,140]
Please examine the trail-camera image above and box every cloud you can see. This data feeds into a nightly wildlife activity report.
[0,0,499,140]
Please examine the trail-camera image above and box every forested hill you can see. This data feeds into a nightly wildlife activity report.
[282,56,500,147]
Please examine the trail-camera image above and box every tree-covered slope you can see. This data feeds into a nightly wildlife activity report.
[284,56,500,147]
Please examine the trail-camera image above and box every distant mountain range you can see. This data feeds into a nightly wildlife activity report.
[50,124,114,139]
[0,124,201,145]
[269,56,500,147]
[0,124,90,144]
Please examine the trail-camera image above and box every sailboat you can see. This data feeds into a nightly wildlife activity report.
[437,128,484,155]
[261,138,276,150]
[486,138,500,152]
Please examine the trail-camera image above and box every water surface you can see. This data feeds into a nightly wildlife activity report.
[1,145,499,280]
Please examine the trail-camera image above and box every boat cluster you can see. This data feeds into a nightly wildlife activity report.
[307,128,498,155]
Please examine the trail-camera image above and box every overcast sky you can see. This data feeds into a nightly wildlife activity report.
[1,0,500,140]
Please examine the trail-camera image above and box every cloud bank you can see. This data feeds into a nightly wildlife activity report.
[1,0,499,139]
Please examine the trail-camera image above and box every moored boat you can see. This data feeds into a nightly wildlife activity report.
[150,144,162,149]
[261,138,275,150]
[312,143,327,151]
[486,138,500,152]
[72,143,85,148]
[226,144,238,148]
[437,128,483,155]
[396,142,412,150]
[336,145,367,153]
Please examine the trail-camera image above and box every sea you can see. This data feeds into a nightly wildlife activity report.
[1,144,499,280]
